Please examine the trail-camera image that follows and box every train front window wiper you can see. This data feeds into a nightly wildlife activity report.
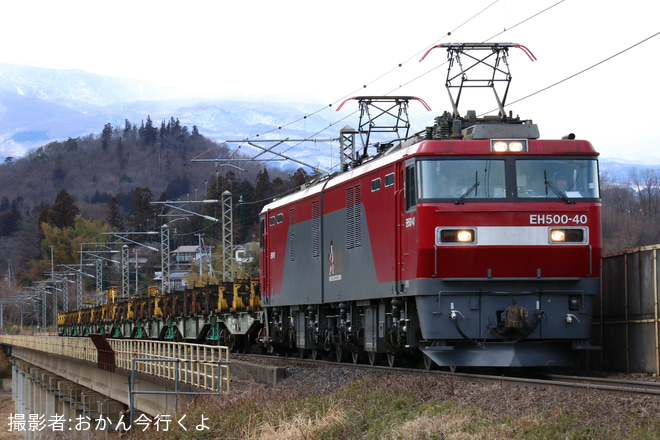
[544,170,574,204]
[455,171,480,205]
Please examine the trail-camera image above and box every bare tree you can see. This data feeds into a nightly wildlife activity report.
[629,168,660,218]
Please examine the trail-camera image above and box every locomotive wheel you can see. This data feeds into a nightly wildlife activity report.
[298,348,306,359]
[351,351,360,364]
[387,353,396,368]
[311,349,320,360]
[368,352,377,366]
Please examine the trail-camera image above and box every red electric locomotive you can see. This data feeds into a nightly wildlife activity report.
[259,44,600,368]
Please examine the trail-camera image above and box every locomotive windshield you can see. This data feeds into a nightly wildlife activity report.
[516,159,599,199]
[415,157,599,201]
[417,159,506,200]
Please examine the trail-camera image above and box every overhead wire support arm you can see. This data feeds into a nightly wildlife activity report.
[192,137,337,176]
[151,201,221,223]
[220,138,336,175]
[335,96,431,170]
[420,43,536,118]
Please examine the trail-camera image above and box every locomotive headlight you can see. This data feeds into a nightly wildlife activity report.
[490,139,528,152]
[437,228,476,244]
[508,141,524,152]
[549,228,586,243]
[492,141,508,152]
[550,229,565,242]
[457,230,473,242]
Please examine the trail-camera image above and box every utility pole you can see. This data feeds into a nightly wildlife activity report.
[152,200,221,293]
[161,224,170,294]
[222,190,234,282]
[122,245,129,299]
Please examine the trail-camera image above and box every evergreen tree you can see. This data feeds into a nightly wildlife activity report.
[123,119,132,136]
[47,189,80,229]
[0,200,21,236]
[116,137,126,170]
[101,122,113,151]
[106,196,124,230]
[289,168,309,188]
[128,187,155,232]
[142,115,158,146]
[272,177,287,196]
[235,179,256,243]
[253,168,273,216]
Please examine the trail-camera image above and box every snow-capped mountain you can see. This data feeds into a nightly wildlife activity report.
[0,63,340,171]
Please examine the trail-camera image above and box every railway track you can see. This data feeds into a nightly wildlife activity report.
[537,373,660,397]
[233,352,660,397]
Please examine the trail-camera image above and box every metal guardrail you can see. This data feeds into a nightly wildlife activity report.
[598,245,660,375]
[0,335,230,393]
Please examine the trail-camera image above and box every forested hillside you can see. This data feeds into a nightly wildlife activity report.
[0,116,307,282]
[0,116,266,210]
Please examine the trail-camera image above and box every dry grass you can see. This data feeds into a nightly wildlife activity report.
[388,412,471,439]
[135,364,660,440]
[249,404,348,440]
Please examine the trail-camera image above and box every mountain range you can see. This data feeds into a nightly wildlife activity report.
[0,62,654,182]
[0,63,339,173]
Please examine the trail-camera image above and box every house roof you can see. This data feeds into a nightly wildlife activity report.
[173,245,200,253]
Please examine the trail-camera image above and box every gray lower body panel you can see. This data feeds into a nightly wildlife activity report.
[422,341,581,367]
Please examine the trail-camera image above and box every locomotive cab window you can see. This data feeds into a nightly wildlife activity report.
[417,159,506,201]
[515,159,599,199]
[405,165,417,211]
[260,217,265,247]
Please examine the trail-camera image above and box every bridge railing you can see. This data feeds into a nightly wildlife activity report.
[112,339,230,393]
[0,335,230,393]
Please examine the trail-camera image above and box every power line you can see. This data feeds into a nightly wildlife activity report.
[232,1,620,164]
[504,31,660,109]
[484,0,565,42]
[239,2,502,144]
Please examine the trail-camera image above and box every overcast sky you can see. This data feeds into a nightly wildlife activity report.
[1,0,659,163]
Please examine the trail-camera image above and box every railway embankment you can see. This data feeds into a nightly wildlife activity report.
[137,356,660,440]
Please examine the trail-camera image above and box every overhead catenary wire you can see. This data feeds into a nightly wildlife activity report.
[483,0,565,42]
[230,2,660,167]
[501,31,660,109]
[241,2,501,145]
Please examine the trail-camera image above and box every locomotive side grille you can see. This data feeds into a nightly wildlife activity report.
[346,187,355,248]
[346,185,362,249]
[312,201,320,257]
[289,208,296,261]
[355,184,362,247]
